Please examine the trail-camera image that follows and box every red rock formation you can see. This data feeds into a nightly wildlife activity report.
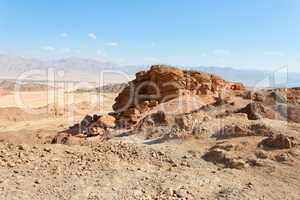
[113,65,245,125]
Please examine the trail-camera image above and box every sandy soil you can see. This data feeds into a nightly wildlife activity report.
[0,90,116,109]
[0,90,117,144]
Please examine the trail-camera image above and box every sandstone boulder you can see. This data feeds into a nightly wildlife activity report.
[255,150,268,159]
[202,148,248,169]
[51,132,70,144]
[259,134,296,149]
[253,92,265,102]
[213,123,271,139]
[96,115,116,128]
[230,83,245,91]
[203,148,229,164]
[274,153,289,162]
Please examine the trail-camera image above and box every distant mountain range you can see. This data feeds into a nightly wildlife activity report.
[0,54,117,82]
[0,54,299,87]
[190,66,300,88]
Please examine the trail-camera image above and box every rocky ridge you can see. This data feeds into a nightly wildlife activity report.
[112,65,245,125]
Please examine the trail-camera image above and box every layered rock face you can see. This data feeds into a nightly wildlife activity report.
[113,65,245,125]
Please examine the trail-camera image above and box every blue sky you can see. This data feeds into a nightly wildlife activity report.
[0,0,299,71]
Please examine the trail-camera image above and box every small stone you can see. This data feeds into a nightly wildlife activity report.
[275,153,289,162]
[203,116,210,122]
[168,188,175,196]
[229,159,248,169]
[7,162,15,168]
[202,148,228,164]
[253,92,265,102]
[17,145,26,151]
[65,150,73,154]
[255,150,268,159]
[0,160,6,167]
[175,190,185,198]
[34,179,41,184]
[43,148,51,153]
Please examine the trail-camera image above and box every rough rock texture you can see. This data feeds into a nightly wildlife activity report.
[96,115,116,128]
[213,123,272,139]
[259,134,296,149]
[52,113,117,143]
[284,87,300,105]
[136,111,173,131]
[113,65,245,125]
[244,91,265,101]
[133,110,209,140]
[269,91,287,104]
[236,102,275,120]
[202,148,248,169]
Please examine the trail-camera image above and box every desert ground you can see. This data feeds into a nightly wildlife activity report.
[0,89,116,143]
[0,66,300,200]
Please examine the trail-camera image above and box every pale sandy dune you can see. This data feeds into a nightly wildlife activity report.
[0,90,117,147]
[0,90,117,109]
[0,90,117,140]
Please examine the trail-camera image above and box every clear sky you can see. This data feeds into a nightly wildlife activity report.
[0,0,299,71]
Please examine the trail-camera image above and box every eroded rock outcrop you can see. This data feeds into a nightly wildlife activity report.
[113,65,245,125]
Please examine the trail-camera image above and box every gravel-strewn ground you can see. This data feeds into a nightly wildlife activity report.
[0,127,299,200]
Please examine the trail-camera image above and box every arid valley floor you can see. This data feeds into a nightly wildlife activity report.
[0,66,300,200]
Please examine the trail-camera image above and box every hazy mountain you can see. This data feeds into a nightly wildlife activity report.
[0,54,299,87]
[48,57,115,72]
[190,66,300,88]
[0,54,118,81]
[0,55,45,73]
[122,65,300,88]
[0,55,115,72]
